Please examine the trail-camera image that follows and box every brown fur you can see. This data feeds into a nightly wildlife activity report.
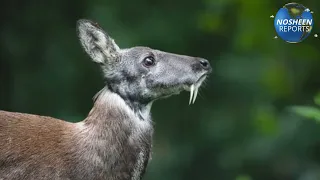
[0,111,77,179]
[0,89,153,180]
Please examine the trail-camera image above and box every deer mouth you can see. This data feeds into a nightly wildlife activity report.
[184,74,208,105]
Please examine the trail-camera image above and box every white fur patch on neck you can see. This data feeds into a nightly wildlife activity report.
[131,151,146,180]
[94,88,152,130]
[138,102,153,121]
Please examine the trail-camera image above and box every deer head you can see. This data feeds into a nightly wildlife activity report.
[77,19,212,111]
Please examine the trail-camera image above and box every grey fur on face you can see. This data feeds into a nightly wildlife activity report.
[78,20,211,111]
[77,19,212,109]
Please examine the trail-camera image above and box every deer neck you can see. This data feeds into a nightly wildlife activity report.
[83,87,153,130]
[73,88,153,179]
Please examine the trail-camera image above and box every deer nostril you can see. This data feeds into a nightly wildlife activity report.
[199,59,210,70]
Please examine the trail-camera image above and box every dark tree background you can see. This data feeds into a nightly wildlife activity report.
[1,0,320,180]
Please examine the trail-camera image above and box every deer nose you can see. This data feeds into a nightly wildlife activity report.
[199,59,211,71]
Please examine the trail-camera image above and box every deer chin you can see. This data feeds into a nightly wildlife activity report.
[153,74,208,104]
[183,74,207,105]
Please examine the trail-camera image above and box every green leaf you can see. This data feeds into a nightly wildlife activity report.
[314,93,320,106]
[291,106,320,122]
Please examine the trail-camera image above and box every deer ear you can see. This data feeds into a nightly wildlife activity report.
[77,19,120,64]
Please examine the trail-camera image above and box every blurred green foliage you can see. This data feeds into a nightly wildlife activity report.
[1,0,320,180]
[292,92,320,122]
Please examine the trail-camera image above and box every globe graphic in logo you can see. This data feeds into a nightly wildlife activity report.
[274,3,313,43]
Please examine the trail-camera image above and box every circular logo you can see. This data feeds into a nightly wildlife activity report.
[274,2,313,43]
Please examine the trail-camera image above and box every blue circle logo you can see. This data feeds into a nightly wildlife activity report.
[274,2,313,43]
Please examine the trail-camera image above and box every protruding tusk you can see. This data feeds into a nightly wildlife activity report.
[192,87,198,104]
[189,84,194,105]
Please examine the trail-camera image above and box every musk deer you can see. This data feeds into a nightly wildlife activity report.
[0,19,212,180]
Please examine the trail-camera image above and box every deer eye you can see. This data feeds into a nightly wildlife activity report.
[142,56,156,67]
